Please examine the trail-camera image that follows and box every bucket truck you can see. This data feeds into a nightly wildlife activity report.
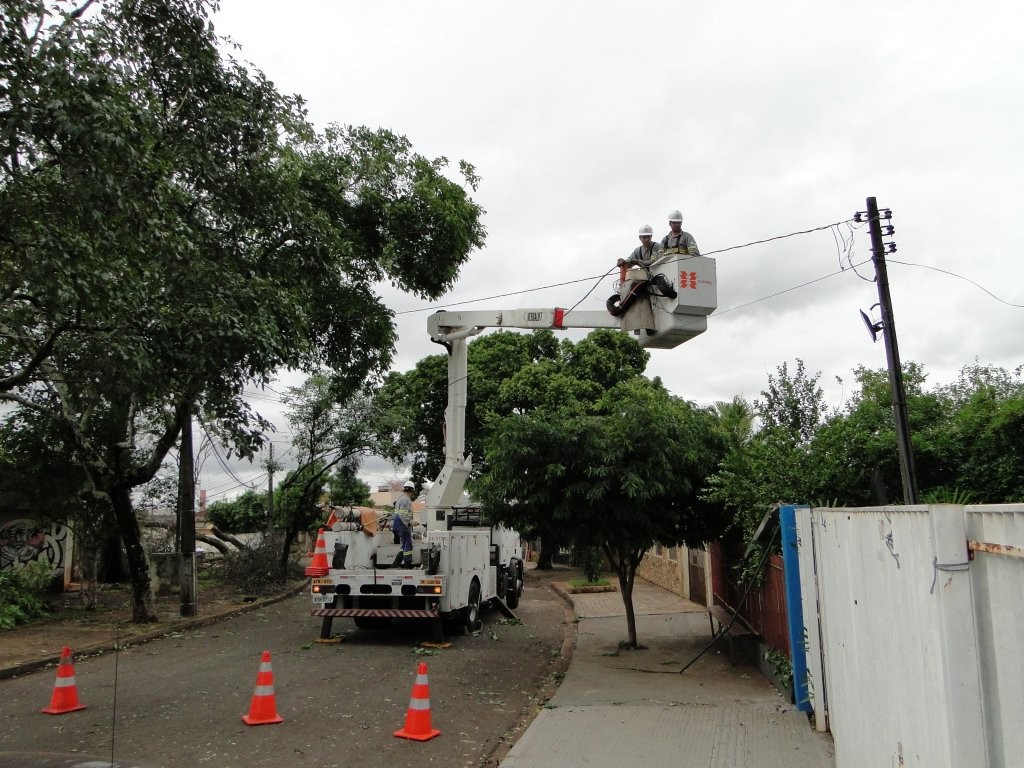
[309,254,717,641]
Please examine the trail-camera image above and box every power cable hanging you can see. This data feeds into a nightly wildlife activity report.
[701,219,854,256]
[199,421,262,491]
[888,259,1024,308]
[715,260,873,316]
[834,221,873,282]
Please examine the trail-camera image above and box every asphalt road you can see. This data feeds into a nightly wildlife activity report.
[0,579,572,768]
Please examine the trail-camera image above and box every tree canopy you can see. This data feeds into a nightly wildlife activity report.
[475,366,726,647]
[388,328,724,647]
[705,359,1024,557]
[0,0,485,621]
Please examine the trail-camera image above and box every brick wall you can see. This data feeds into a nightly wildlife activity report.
[638,546,685,596]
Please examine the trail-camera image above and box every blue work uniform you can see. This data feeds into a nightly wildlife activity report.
[392,493,414,566]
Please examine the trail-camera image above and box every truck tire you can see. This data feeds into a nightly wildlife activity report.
[463,579,482,632]
[496,565,509,600]
[505,562,523,609]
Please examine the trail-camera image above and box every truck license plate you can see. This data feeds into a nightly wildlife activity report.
[311,594,334,604]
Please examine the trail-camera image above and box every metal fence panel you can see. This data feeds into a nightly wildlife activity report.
[966,504,1024,768]
[801,506,955,768]
[795,504,1024,768]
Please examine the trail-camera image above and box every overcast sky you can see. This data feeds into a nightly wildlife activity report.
[197,0,1024,501]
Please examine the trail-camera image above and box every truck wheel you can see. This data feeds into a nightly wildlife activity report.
[496,565,509,599]
[463,579,482,632]
[505,564,523,609]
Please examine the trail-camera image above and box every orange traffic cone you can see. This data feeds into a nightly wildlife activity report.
[394,662,440,741]
[41,646,86,715]
[242,650,284,726]
[304,527,329,577]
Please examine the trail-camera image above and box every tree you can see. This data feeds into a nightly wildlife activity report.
[478,376,725,648]
[0,0,485,621]
[810,363,941,505]
[473,410,577,570]
[705,361,831,548]
[755,359,827,444]
[480,331,650,567]
[328,466,372,507]
[930,363,1024,502]
[272,466,325,552]
[270,374,406,575]
[373,330,563,485]
[205,490,268,534]
[580,379,725,647]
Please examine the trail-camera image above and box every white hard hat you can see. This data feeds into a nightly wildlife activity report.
[668,210,683,222]
[403,481,415,491]
[638,224,654,237]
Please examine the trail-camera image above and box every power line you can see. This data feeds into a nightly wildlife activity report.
[714,260,872,316]
[199,422,262,491]
[888,259,1024,308]
[394,218,857,319]
[701,219,855,256]
[393,274,606,316]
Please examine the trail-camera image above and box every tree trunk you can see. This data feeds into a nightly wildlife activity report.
[110,486,157,623]
[145,520,232,555]
[196,533,230,554]
[98,527,128,581]
[210,525,249,551]
[279,526,296,581]
[78,547,99,611]
[536,527,558,570]
[616,564,638,648]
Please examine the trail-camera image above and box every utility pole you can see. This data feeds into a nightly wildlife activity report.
[864,196,919,504]
[266,442,276,533]
[178,408,197,616]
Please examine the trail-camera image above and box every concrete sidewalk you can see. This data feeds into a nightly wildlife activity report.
[505,568,835,768]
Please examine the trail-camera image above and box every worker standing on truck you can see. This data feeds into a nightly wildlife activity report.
[392,481,415,566]
[660,209,700,255]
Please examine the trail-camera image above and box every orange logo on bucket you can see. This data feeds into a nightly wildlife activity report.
[680,271,698,289]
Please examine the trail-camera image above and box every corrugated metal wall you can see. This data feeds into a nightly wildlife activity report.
[965,505,1024,767]
[795,504,1023,768]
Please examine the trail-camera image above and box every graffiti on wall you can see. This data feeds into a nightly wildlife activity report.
[0,518,71,572]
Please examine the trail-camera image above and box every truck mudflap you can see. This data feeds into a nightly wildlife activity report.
[311,607,439,619]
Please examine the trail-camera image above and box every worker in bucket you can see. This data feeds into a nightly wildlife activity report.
[616,223,677,301]
[392,481,416,566]
[619,224,663,269]
[660,209,700,256]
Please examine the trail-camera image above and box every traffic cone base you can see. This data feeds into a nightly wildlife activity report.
[394,723,441,742]
[242,651,284,726]
[304,527,329,577]
[41,646,86,715]
[394,662,440,741]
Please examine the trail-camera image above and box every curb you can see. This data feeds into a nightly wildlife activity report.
[0,582,307,681]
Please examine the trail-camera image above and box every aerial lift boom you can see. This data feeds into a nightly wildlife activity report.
[310,254,716,640]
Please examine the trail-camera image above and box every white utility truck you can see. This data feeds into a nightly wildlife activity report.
[310,253,717,641]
